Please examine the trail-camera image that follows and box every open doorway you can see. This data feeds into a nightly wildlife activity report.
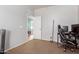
[27,16,41,40]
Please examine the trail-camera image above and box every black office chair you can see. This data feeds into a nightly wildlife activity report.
[58,25,61,32]
[57,25,61,46]
[59,27,78,52]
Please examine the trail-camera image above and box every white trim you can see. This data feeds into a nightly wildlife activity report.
[41,39,53,41]
[5,39,33,52]
[5,38,56,52]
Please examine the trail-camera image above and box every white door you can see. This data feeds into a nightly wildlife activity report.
[33,16,41,39]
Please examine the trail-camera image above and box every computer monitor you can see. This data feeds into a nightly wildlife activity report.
[71,24,79,33]
[62,26,68,32]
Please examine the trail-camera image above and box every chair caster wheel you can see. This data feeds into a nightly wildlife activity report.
[64,49,66,52]
[71,49,74,52]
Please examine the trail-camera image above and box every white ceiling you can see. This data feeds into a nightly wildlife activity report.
[0,5,52,15]
[29,5,52,9]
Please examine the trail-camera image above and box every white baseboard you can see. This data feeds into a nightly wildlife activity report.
[41,39,53,41]
[5,39,33,52]
[5,38,57,52]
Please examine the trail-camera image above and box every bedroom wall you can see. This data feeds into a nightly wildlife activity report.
[34,5,78,42]
[0,5,34,50]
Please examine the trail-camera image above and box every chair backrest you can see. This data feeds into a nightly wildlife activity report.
[58,25,61,33]
[58,27,67,43]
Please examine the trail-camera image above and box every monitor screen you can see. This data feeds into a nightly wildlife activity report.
[71,24,79,33]
[62,26,68,32]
